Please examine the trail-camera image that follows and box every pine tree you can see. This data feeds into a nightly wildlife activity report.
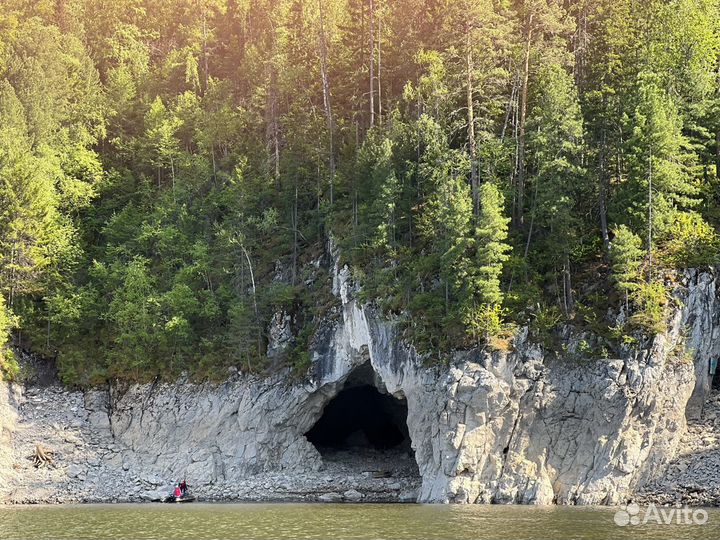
[526,63,586,314]
[144,97,183,194]
[512,0,574,227]
[463,182,511,344]
[107,258,160,377]
[0,80,58,306]
[609,225,643,311]
[415,117,473,319]
[473,182,511,307]
[619,73,700,273]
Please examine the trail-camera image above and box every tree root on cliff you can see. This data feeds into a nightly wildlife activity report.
[30,444,55,468]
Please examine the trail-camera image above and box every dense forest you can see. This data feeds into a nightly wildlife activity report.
[1,0,720,384]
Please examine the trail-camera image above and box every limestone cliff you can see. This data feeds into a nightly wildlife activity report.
[0,266,719,505]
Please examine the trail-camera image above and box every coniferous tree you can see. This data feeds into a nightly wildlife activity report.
[463,182,511,344]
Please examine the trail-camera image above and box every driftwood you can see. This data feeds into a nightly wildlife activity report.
[31,444,54,468]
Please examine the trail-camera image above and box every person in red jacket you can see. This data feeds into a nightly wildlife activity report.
[173,484,182,498]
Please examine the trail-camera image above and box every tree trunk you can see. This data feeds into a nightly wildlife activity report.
[353,121,360,233]
[563,253,574,315]
[515,25,532,228]
[368,0,375,128]
[599,125,610,254]
[715,57,720,180]
[202,14,210,93]
[266,62,280,189]
[647,149,653,282]
[572,1,588,89]
[501,75,519,142]
[169,154,176,202]
[240,244,261,371]
[318,0,335,204]
[9,244,15,307]
[715,127,720,182]
[54,0,67,31]
[377,11,382,125]
[292,184,298,286]
[466,26,479,217]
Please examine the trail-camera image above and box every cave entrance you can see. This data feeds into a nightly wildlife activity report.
[305,384,412,452]
[304,363,419,484]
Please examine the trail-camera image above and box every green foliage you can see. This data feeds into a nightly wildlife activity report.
[619,73,700,235]
[609,225,644,301]
[629,282,668,335]
[473,183,511,306]
[106,258,160,377]
[463,303,512,351]
[3,0,720,382]
[530,304,563,349]
[661,211,720,267]
[609,225,670,334]
[0,297,18,381]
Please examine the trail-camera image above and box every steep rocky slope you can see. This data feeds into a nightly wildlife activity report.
[1,266,719,505]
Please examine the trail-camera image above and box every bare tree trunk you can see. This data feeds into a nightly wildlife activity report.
[353,121,359,233]
[211,145,217,181]
[377,11,382,125]
[599,125,610,254]
[317,0,335,204]
[292,183,298,286]
[54,0,67,30]
[9,244,16,307]
[572,1,588,89]
[515,23,533,228]
[368,0,375,128]
[647,149,653,282]
[501,74,519,142]
[715,61,720,180]
[266,63,280,189]
[524,175,540,259]
[240,244,261,371]
[466,26,479,217]
[716,128,720,183]
[563,253,573,315]
[202,14,210,93]
[170,154,176,202]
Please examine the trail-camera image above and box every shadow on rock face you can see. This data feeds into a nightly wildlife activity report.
[305,384,411,452]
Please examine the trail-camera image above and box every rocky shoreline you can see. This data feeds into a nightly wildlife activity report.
[1,384,420,505]
[636,390,720,508]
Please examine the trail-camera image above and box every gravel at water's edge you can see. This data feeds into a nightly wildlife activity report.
[0,385,420,505]
[637,390,720,507]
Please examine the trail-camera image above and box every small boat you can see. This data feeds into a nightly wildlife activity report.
[162,493,196,503]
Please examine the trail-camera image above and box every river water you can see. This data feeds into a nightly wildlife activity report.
[1,503,719,539]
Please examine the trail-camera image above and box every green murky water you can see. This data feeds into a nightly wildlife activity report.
[1,503,719,539]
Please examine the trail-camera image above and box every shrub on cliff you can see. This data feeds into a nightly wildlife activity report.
[660,212,720,268]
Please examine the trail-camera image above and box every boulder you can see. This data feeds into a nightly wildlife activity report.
[343,489,363,502]
[318,492,343,502]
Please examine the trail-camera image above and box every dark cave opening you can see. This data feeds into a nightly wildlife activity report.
[305,384,412,453]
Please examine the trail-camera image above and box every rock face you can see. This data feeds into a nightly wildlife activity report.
[0,382,19,492]
[1,267,719,505]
